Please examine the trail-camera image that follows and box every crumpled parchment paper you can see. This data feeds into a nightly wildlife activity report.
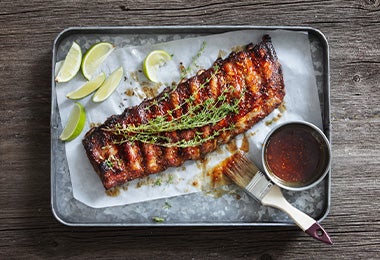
[55,29,322,208]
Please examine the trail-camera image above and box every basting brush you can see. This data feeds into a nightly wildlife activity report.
[225,151,333,245]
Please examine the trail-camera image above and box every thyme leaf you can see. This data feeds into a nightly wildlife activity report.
[152,216,165,223]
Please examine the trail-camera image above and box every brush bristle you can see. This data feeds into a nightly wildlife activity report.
[224,151,260,188]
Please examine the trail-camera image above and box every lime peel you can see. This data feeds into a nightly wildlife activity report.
[55,42,82,83]
[59,102,86,141]
[143,50,172,83]
[92,66,124,103]
[66,73,106,100]
[81,42,115,80]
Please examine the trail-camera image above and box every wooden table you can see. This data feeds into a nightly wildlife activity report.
[1,0,379,258]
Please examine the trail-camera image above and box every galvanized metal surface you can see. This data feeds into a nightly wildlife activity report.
[51,26,330,226]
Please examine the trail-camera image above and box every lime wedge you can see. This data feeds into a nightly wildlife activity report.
[66,73,106,100]
[92,66,124,102]
[81,42,114,80]
[55,42,82,83]
[143,50,172,83]
[59,102,86,141]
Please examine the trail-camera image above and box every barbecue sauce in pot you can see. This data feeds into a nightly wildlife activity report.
[264,124,325,186]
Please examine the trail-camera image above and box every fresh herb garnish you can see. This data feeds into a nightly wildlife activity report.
[103,154,122,171]
[105,159,114,169]
[103,39,246,148]
[166,174,174,185]
[103,64,244,148]
[180,41,207,79]
[163,202,172,209]
[152,216,165,223]
[153,178,162,186]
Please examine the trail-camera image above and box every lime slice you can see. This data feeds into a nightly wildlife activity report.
[55,42,82,83]
[81,42,114,80]
[92,66,124,102]
[66,73,106,100]
[143,50,172,83]
[59,102,86,141]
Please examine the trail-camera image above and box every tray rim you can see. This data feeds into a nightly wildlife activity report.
[51,25,331,227]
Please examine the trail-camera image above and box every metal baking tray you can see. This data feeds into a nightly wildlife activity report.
[51,26,330,226]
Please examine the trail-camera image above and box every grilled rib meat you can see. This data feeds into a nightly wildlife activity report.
[83,35,285,190]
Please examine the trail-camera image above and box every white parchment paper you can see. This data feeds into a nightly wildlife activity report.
[55,30,322,208]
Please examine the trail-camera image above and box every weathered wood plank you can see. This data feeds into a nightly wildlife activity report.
[0,0,379,259]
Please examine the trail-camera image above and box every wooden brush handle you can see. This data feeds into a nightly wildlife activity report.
[261,185,315,231]
[260,185,332,244]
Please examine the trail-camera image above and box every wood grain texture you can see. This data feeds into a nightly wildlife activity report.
[0,0,379,259]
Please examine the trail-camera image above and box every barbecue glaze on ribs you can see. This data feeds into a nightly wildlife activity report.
[83,35,285,190]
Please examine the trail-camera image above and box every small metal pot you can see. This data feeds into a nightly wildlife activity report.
[262,121,331,191]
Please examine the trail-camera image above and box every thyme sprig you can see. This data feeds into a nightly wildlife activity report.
[180,41,207,79]
[103,60,244,148]
[108,100,241,148]
[117,88,237,135]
